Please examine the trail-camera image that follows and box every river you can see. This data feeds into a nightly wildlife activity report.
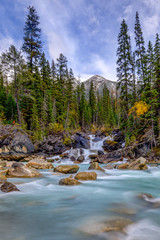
[0,136,160,240]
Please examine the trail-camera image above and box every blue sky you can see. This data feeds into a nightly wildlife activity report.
[0,0,159,81]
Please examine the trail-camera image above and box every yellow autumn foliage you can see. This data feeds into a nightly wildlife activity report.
[129,101,149,117]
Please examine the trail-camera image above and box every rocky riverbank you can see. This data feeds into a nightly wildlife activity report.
[0,124,159,164]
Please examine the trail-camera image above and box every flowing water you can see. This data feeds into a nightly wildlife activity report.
[0,136,160,240]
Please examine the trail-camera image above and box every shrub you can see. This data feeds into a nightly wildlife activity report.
[48,122,64,134]
[63,135,72,146]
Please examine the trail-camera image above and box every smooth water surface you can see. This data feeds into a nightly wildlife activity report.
[0,136,160,240]
[1,165,160,240]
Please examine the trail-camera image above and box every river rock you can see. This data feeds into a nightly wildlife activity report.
[0,160,6,170]
[54,165,79,174]
[22,155,46,162]
[117,163,129,169]
[72,133,90,149]
[98,150,104,156]
[59,176,81,185]
[92,137,101,142]
[102,217,133,233]
[88,162,105,172]
[6,162,42,178]
[1,181,20,193]
[77,155,85,162]
[97,151,122,163]
[37,135,70,155]
[75,172,97,181]
[138,192,153,200]
[60,153,69,159]
[127,157,148,170]
[80,149,84,155]
[89,154,98,159]
[70,156,76,162]
[0,125,34,155]
[113,130,125,142]
[103,140,120,151]
[103,163,114,169]
[0,171,7,183]
[26,159,53,169]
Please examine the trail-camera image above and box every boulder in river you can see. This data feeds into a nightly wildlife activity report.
[59,176,81,186]
[1,181,20,193]
[75,172,97,181]
[117,163,129,169]
[26,159,53,169]
[117,157,148,170]
[88,162,105,172]
[97,151,122,163]
[77,155,85,162]
[0,160,6,169]
[89,154,98,159]
[98,150,104,156]
[6,162,42,178]
[103,163,114,169]
[72,133,90,149]
[127,157,148,170]
[54,165,79,174]
[103,140,120,151]
[0,171,7,183]
[102,217,133,233]
[92,137,102,142]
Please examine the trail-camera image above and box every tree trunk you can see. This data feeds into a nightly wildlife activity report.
[14,62,21,124]
[65,102,70,129]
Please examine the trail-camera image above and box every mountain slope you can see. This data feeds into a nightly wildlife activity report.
[83,75,117,97]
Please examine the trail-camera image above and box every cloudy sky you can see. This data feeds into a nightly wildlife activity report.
[0,0,159,81]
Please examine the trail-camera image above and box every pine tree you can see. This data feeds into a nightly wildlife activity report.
[22,6,42,72]
[116,19,133,128]
[1,45,24,124]
[134,11,146,94]
[154,34,160,138]
[89,81,96,124]
[79,82,86,127]
[55,54,68,124]
[143,41,157,146]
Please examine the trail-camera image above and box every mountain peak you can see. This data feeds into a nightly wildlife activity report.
[83,75,117,97]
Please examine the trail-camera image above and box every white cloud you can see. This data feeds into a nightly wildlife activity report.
[142,0,160,38]
[79,54,117,81]
[143,15,159,38]
[117,4,133,23]
[0,36,22,54]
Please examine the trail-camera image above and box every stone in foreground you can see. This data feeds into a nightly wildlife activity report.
[117,157,148,170]
[1,181,20,193]
[75,172,97,181]
[26,159,53,169]
[0,171,7,183]
[59,176,81,185]
[102,217,133,233]
[127,157,148,170]
[6,162,42,178]
[54,165,79,174]
[88,162,105,172]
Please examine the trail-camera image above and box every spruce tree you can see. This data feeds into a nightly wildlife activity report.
[22,6,42,72]
[89,81,96,124]
[154,34,160,138]
[116,19,132,128]
[134,11,146,94]
[1,45,24,124]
